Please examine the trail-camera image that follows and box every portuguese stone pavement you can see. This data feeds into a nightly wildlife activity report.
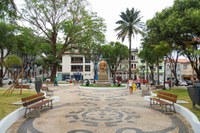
[7,84,194,133]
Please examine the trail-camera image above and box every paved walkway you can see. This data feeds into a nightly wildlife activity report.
[7,84,194,133]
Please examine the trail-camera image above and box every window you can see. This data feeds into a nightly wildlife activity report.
[134,64,136,69]
[183,64,187,69]
[71,57,83,63]
[159,66,162,69]
[58,66,62,72]
[132,64,136,69]
[71,65,83,72]
[177,64,180,70]
[85,65,91,72]
[85,58,90,63]
[131,55,135,60]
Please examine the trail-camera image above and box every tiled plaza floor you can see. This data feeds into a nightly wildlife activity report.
[7,84,194,133]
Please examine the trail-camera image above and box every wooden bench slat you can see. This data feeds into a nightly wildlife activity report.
[23,97,45,107]
[21,93,53,118]
[159,91,178,98]
[150,91,178,113]
[157,94,177,103]
[27,100,52,109]
[21,93,44,102]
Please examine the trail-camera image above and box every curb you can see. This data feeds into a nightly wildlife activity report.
[0,96,60,133]
[78,85,127,90]
[144,93,200,133]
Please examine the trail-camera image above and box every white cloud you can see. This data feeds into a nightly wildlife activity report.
[89,0,174,48]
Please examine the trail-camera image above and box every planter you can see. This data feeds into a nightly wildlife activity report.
[187,86,200,108]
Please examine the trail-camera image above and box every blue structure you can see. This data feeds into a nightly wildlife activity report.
[73,72,82,81]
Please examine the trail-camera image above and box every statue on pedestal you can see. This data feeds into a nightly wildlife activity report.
[96,60,111,86]
[99,60,107,73]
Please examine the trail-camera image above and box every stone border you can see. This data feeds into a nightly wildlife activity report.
[144,92,200,133]
[78,85,127,90]
[0,96,60,133]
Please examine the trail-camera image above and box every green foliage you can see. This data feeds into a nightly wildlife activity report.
[0,22,16,50]
[115,8,144,41]
[144,0,200,80]
[102,42,129,67]
[19,0,106,80]
[101,42,128,81]
[0,0,17,20]
[4,54,22,68]
[14,27,43,56]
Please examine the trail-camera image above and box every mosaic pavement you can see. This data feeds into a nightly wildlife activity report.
[7,85,193,133]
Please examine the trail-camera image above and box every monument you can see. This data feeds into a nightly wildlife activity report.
[95,60,111,86]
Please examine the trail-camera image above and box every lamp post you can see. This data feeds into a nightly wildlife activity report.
[163,56,166,90]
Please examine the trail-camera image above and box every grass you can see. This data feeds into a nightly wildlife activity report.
[0,89,36,120]
[154,87,200,120]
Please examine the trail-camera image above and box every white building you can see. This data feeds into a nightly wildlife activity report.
[58,52,95,81]
[115,48,139,82]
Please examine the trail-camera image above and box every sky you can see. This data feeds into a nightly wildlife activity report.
[15,0,174,48]
[89,0,174,48]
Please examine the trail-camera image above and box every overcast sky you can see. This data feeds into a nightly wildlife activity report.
[15,0,174,48]
[89,0,174,48]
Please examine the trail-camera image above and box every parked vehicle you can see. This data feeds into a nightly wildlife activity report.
[2,77,13,85]
[179,80,187,86]
[194,80,200,87]
[89,79,95,84]
[18,78,28,84]
[185,80,192,86]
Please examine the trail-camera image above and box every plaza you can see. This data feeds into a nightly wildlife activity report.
[5,84,194,133]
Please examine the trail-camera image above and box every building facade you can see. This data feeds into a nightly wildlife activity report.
[165,59,195,81]
[115,48,139,82]
[58,52,95,81]
[59,51,195,83]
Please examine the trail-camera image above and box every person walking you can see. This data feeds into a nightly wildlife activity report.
[132,82,137,91]
[128,78,133,94]
[54,77,58,86]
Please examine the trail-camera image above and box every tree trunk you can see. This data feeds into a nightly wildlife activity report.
[157,56,160,85]
[50,63,57,82]
[146,61,149,82]
[128,34,132,79]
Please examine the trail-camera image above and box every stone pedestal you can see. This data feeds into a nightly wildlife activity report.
[96,72,111,87]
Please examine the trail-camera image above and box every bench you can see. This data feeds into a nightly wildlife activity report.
[150,91,178,113]
[142,87,150,96]
[41,86,54,96]
[14,84,30,89]
[21,93,53,118]
[154,85,163,90]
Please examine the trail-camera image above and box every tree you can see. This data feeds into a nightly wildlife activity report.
[101,42,128,84]
[3,54,24,95]
[19,0,106,81]
[145,0,200,80]
[13,27,45,80]
[0,0,17,21]
[115,8,144,79]
[0,22,16,86]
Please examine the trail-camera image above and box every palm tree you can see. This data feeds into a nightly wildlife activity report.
[115,8,144,79]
